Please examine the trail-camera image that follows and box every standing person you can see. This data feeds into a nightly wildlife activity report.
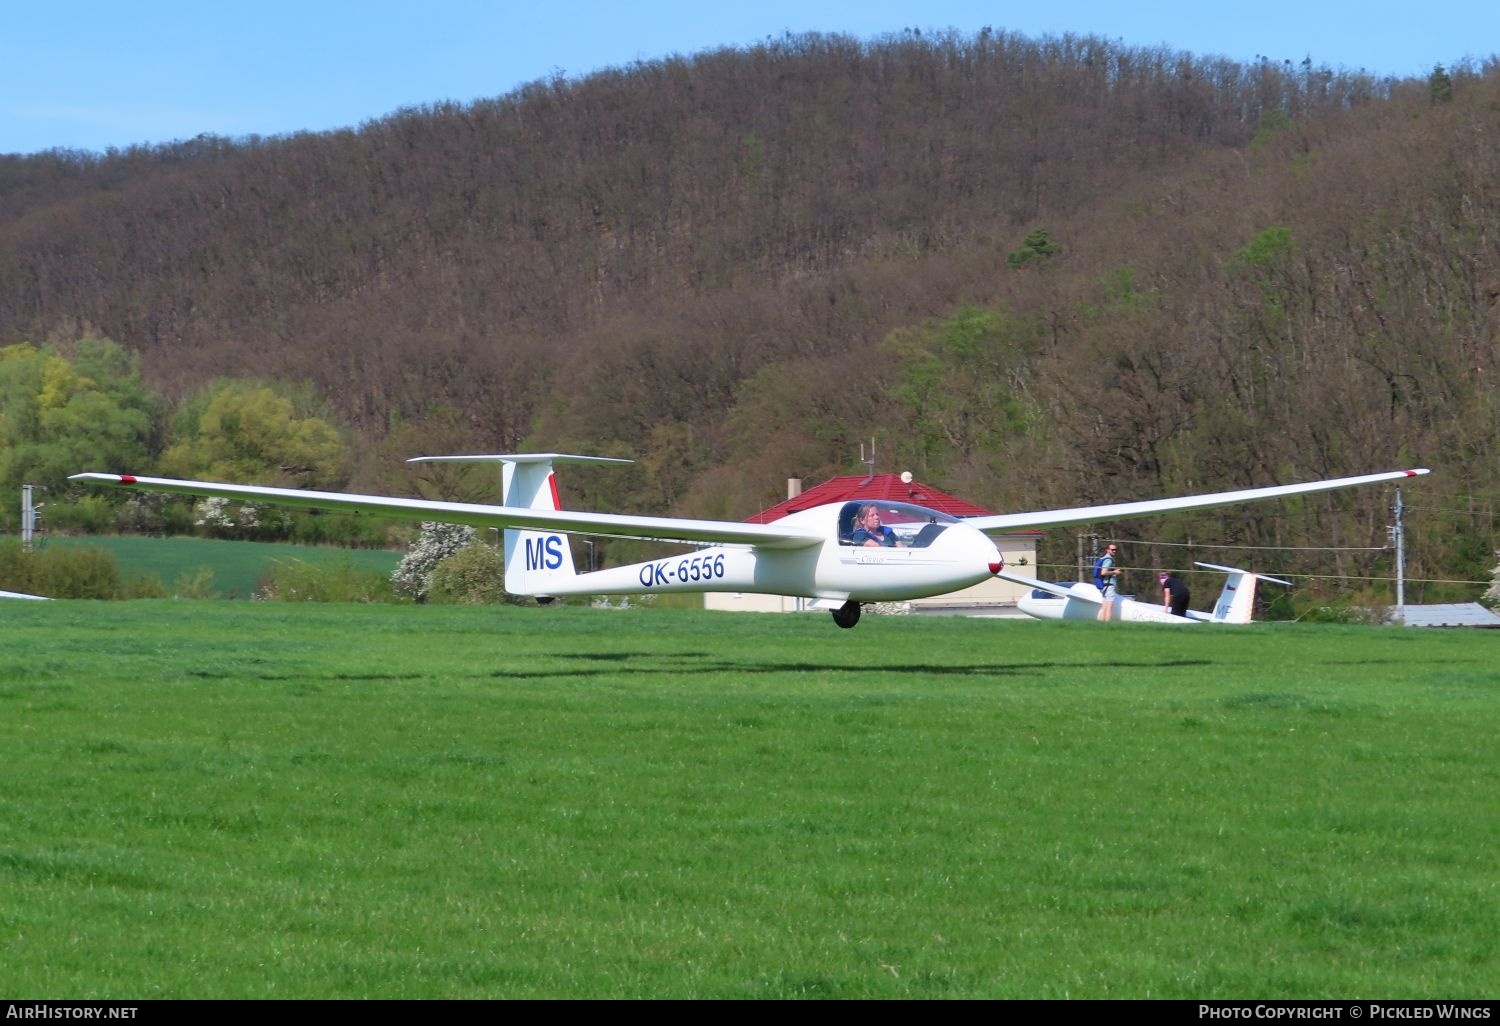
[1093,543,1122,621]
[1160,571,1192,617]
[850,504,905,548]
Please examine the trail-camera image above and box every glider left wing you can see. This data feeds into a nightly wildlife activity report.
[66,473,824,550]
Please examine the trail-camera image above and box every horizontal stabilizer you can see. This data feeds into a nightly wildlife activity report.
[1192,561,1293,587]
[407,453,634,467]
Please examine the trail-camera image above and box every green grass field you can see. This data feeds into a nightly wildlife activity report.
[2,601,1495,999]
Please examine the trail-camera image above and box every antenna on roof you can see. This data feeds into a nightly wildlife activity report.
[858,438,876,484]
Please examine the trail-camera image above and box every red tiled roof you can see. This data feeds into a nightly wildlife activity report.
[748,474,995,523]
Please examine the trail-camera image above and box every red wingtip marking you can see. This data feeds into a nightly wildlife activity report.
[989,561,1004,575]
[119,475,137,484]
[1405,469,1418,477]
[547,472,561,511]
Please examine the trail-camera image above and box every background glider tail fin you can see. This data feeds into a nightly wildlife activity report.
[1210,570,1256,623]
[1194,562,1293,624]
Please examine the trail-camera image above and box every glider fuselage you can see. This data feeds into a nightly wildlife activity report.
[511,501,1004,602]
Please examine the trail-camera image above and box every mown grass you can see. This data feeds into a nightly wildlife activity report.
[1,602,1495,998]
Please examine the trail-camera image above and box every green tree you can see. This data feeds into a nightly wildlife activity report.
[160,382,348,488]
[1228,226,1295,330]
[883,306,1041,475]
[1232,226,1293,273]
[0,340,157,494]
[427,541,516,605]
[1249,106,1293,151]
[1006,228,1060,269]
[1428,64,1453,104]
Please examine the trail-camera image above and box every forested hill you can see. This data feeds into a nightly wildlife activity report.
[3,31,1497,592]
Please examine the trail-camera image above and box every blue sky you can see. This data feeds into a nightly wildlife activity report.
[4,1,1495,156]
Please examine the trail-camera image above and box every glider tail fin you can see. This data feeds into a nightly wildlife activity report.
[498,458,578,596]
[406,453,630,596]
[1194,562,1293,624]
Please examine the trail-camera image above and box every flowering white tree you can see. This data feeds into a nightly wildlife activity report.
[192,496,294,539]
[1484,553,1500,610]
[391,522,477,601]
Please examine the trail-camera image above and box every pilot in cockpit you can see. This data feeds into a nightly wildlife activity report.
[850,503,906,548]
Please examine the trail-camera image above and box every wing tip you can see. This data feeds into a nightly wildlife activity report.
[69,472,134,484]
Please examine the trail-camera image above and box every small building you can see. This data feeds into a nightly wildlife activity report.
[703,474,1040,616]
[1396,603,1500,628]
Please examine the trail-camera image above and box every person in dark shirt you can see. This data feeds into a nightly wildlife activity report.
[1160,571,1192,617]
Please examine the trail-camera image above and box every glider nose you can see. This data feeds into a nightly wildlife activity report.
[977,531,1003,576]
[985,536,1004,575]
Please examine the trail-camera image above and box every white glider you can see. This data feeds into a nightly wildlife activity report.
[72,457,1427,629]
[1003,562,1294,625]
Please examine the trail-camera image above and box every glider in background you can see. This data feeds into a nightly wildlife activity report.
[1001,562,1293,625]
[72,457,1426,629]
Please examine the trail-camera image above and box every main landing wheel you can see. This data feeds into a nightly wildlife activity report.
[831,600,862,629]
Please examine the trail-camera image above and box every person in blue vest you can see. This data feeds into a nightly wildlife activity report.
[851,504,906,547]
[1093,543,1121,621]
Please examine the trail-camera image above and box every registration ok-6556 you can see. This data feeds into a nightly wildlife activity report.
[638,552,727,587]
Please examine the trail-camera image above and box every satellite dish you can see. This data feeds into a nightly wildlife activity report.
[900,471,914,484]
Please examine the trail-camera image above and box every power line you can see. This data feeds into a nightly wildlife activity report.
[1290,574,1493,586]
[1032,563,1492,587]
[1404,503,1500,518]
[1103,537,1388,553]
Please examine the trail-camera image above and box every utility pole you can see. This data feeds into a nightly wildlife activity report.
[1078,533,1100,583]
[1392,487,1406,623]
[22,485,39,550]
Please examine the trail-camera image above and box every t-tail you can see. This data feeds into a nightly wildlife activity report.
[405,453,630,597]
[1187,562,1293,624]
